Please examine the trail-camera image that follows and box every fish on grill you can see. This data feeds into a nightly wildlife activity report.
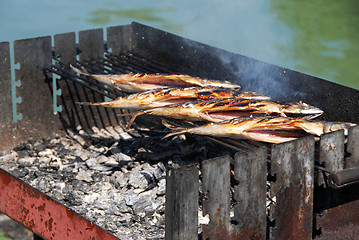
[125,98,323,127]
[71,66,241,93]
[164,116,356,143]
[77,87,270,110]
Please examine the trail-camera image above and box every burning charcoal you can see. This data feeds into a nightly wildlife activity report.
[17,157,36,167]
[66,191,83,206]
[132,190,157,213]
[38,149,53,157]
[109,171,129,189]
[13,143,34,158]
[12,168,29,178]
[156,179,166,196]
[125,191,138,206]
[128,171,152,189]
[75,170,93,183]
[33,140,48,152]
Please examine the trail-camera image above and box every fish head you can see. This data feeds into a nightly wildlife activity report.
[282,102,324,115]
[324,122,357,136]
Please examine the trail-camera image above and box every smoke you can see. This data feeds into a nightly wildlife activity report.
[212,47,307,102]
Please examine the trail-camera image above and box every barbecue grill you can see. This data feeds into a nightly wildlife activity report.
[1,22,359,239]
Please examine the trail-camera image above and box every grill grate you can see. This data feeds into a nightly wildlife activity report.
[49,51,271,153]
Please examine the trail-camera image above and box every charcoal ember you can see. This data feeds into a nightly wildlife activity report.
[128,170,153,189]
[156,179,166,196]
[17,157,36,167]
[109,171,129,189]
[125,191,138,206]
[75,170,93,182]
[12,168,29,178]
[30,175,54,193]
[13,143,34,158]
[65,191,83,206]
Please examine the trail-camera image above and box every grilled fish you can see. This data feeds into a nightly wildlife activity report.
[78,87,270,110]
[125,98,323,127]
[164,116,356,143]
[71,66,241,93]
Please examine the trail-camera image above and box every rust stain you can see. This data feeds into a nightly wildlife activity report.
[0,168,119,240]
[328,144,335,152]
[0,172,11,186]
[38,203,46,211]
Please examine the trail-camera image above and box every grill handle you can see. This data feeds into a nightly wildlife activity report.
[328,167,359,189]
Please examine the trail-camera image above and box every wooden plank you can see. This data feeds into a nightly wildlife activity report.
[202,155,231,239]
[165,164,199,240]
[270,136,315,240]
[233,147,267,239]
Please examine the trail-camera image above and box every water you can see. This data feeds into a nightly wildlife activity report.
[1,0,358,90]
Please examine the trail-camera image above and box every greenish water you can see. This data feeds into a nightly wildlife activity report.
[1,0,358,89]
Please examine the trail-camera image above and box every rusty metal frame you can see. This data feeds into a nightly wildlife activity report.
[0,168,118,240]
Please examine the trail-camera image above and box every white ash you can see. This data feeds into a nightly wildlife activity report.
[0,126,170,240]
[0,124,268,239]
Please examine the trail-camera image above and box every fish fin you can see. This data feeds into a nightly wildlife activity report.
[161,119,178,129]
[77,101,95,106]
[162,129,188,139]
[161,119,185,131]
[70,65,90,76]
[303,113,322,120]
[199,112,214,122]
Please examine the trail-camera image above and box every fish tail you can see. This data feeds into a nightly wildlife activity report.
[77,101,95,106]
[76,101,108,107]
[70,65,90,76]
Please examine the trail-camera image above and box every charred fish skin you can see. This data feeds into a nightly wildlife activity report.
[164,115,357,143]
[280,101,324,116]
[76,87,253,110]
[71,65,241,92]
[125,98,324,128]
[163,115,299,143]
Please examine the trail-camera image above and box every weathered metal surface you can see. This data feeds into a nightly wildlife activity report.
[77,28,110,130]
[346,125,359,168]
[328,167,359,189]
[165,164,199,240]
[54,32,77,65]
[315,127,359,239]
[78,28,104,61]
[315,130,345,211]
[0,168,118,240]
[316,200,359,239]
[107,25,132,56]
[0,41,15,151]
[201,155,231,240]
[14,36,58,141]
[318,130,345,187]
[53,32,80,131]
[233,147,267,239]
[270,136,315,240]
